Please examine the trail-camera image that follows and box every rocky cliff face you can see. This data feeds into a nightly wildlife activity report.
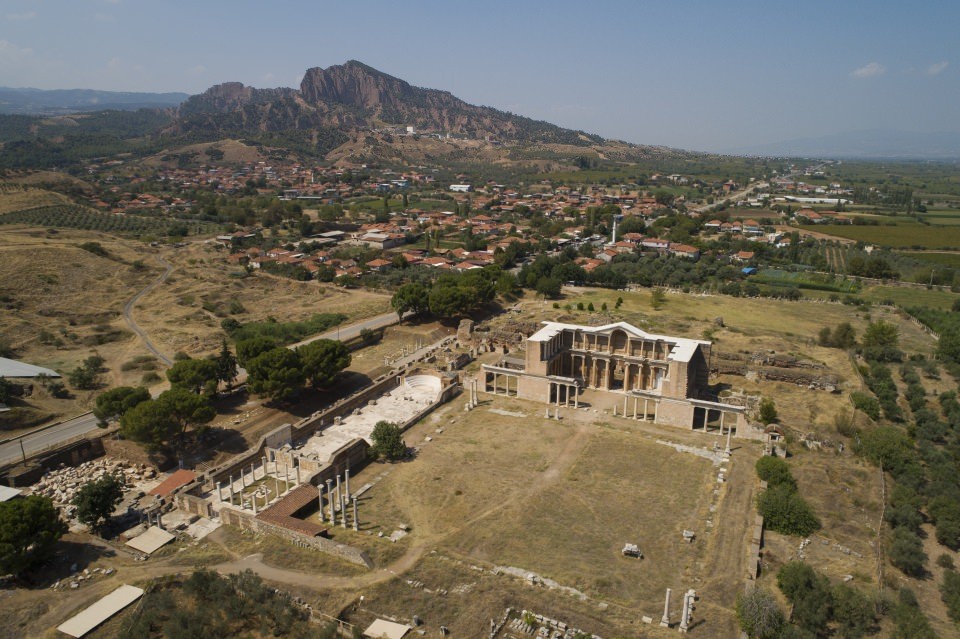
[299,60,420,111]
[167,60,603,153]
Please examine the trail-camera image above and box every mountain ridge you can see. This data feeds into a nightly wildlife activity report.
[0,87,189,116]
[173,61,605,150]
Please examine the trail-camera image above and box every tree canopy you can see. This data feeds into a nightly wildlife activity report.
[246,347,305,403]
[73,473,124,532]
[391,282,430,321]
[93,386,150,425]
[121,387,215,452]
[0,495,67,577]
[166,357,220,395]
[296,339,350,389]
[370,420,406,461]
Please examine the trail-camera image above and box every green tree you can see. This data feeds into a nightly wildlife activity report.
[758,484,820,536]
[297,339,350,389]
[235,336,280,366]
[535,276,561,299]
[832,583,875,639]
[166,357,219,395]
[68,355,104,390]
[370,420,406,461]
[246,347,305,403]
[755,457,796,489]
[391,282,430,321]
[735,587,785,639]
[650,287,666,310]
[0,495,67,576]
[758,397,778,424]
[121,388,215,452]
[93,386,150,425]
[862,320,902,362]
[73,473,124,532]
[215,339,238,387]
[941,568,960,623]
[892,588,937,639]
[428,282,472,319]
[776,562,833,636]
[889,527,927,577]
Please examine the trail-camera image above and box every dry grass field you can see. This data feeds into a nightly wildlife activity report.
[339,390,759,638]
[0,220,390,433]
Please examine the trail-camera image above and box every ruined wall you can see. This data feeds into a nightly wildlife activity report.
[175,492,213,518]
[1,436,106,487]
[219,505,373,567]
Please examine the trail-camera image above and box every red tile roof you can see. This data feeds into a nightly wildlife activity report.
[149,469,197,497]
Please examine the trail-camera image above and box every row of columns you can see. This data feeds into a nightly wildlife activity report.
[215,454,303,513]
[613,395,659,422]
[573,354,664,393]
[695,408,732,434]
[574,334,668,360]
[320,470,358,531]
[488,372,517,396]
[552,382,578,408]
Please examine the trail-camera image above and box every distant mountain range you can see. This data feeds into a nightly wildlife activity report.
[0,87,189,116]
[726,129,960,160]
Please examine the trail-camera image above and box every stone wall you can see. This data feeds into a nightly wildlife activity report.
[220,505,373,567]
[1,435,107,487]
[175,492,213,518]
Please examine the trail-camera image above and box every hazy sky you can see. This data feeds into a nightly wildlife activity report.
[2,0,957,152]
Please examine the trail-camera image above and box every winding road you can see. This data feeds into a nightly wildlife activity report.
[123,255,174,366]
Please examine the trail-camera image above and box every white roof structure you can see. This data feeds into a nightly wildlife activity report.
[0,357,60,378]
[56,584,144,638]
[528,321,709,363]
[0,485,22,502]
[125,526,175,555]
[363,619,411,639]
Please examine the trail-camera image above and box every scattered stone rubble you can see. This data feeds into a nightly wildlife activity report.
[50,565,116,591]
[500,609,599,639]
[27,457,154,512]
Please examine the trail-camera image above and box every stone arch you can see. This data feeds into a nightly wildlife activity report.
[610,329,628,354]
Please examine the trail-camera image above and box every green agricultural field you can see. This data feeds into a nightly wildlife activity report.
[860,283,959,311]
[801,223,960,249]
[897,251,960,268]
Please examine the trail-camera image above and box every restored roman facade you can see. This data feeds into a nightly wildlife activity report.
[481,321,746,435]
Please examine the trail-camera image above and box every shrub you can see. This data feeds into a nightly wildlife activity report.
[755,457,796,489]
[889,527,927,577]
[758,484,820,536]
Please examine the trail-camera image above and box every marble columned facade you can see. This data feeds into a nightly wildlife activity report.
[480,321,747,435]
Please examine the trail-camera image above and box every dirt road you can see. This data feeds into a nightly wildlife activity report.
[122,255,174,366]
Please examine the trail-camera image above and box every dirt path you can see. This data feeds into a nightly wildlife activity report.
[122,255,174,366]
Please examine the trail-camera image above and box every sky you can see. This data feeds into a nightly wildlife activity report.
[1,0,957,153]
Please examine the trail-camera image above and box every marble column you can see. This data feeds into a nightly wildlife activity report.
[352,497,359,532]
[660,588,672,627]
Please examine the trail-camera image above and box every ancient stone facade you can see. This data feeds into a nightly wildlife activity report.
[481,321,747,434]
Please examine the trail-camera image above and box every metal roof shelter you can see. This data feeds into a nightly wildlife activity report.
[0,356,60,378]
[363,619,411,639]
[56,584,144,638]
[124,526,175,555]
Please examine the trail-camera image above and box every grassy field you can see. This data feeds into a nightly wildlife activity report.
[896,250,960,268]
[859,283,959,311]
[801,223,960,249]
[350,391,755,638]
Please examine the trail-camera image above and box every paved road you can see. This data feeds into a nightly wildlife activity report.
[0,412,102,467]
[290,310,404,349]
[123,256,175,366]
